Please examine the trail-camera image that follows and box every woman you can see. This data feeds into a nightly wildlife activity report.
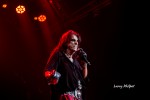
[44,29,89,100]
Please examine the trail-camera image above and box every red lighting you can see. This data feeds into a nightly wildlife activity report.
[38,15,46,22]
[16,5,25,14]
[2,4,7,8]
[34,17,38,20]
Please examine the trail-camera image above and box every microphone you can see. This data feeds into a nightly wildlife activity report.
[78,48,91,65]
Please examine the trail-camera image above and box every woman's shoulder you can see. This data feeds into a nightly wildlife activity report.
[53,51,64,58]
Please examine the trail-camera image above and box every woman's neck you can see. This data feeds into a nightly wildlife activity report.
[64,49,75,62]
[65,49,75,57]
[65,52,73,58]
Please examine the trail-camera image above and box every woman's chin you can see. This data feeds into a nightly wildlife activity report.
[73,49,78,52]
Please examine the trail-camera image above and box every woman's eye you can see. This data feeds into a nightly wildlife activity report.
[70,39,76,42]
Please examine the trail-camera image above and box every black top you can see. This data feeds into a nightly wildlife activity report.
[45,51,86,99]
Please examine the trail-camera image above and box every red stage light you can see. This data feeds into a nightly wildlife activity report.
[38,15,46,22]
[2,4,7,8]
[16,5,25,14]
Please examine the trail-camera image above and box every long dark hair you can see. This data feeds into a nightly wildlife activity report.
[47,29,81,64]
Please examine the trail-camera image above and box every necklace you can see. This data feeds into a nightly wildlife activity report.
[65,53,72,58]
[64,53,73,62]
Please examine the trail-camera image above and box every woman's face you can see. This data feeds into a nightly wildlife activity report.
[67,34,79,52]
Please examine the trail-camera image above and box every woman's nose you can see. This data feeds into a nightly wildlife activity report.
[75,41,78,45]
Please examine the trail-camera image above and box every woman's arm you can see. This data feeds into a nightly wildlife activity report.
[81,61,88,78]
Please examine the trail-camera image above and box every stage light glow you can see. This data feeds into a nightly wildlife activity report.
[16,5,25,14]
[49,0,53,4]
[2,4,7,8]
[34,17,38,20]
[38,15,46,22]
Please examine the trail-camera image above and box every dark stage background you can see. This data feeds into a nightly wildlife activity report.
[0,0,136,100]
